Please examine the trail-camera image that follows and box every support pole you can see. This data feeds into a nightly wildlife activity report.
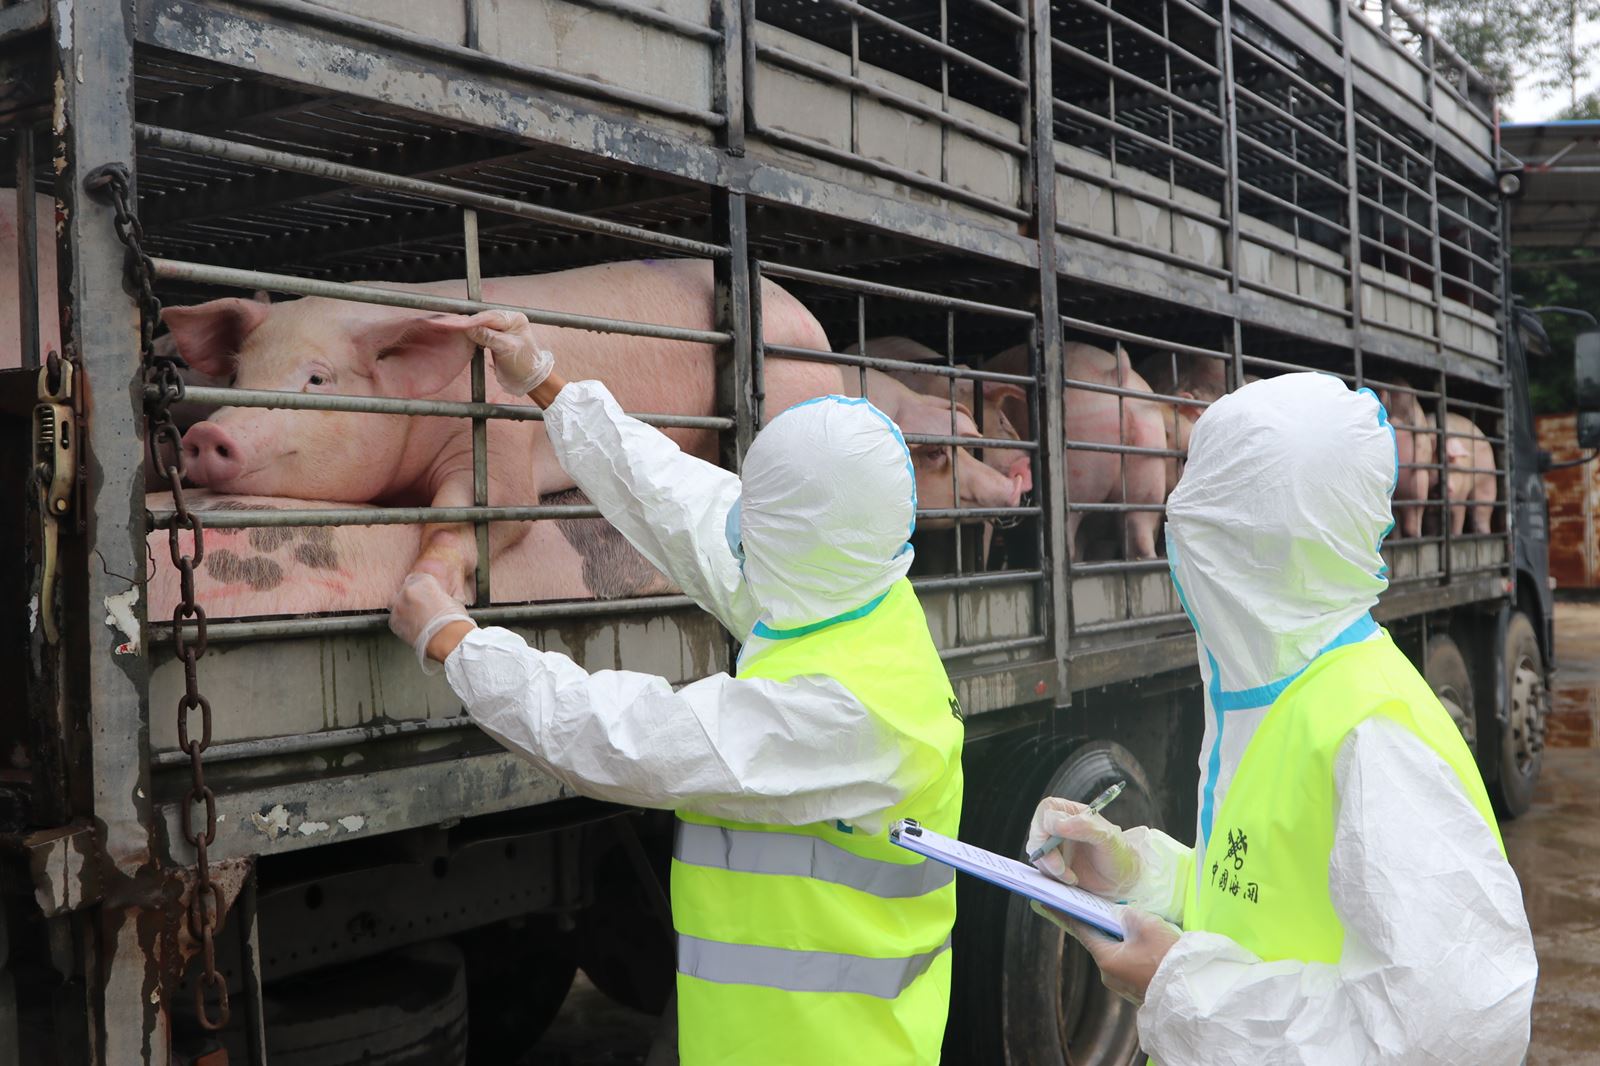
[56,0,166,1060]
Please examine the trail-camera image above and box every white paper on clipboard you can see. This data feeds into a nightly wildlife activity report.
[890,820,1126,940]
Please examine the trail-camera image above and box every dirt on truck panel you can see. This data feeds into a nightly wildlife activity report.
[1,0,1564,1063]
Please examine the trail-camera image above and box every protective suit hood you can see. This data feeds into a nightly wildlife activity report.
[733,396,916,633]
[1166,372,1396,694]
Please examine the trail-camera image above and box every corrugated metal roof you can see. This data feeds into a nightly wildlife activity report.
[1501,121,1600,249]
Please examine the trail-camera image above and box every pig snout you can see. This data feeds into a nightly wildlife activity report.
[1006,455,1034,497]
[182,421,246,487]
[958,449,1028,509]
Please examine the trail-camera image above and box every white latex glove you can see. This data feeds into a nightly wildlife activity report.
[1025,796,1141,897]
[461,309,555,396]
[1030,902,1180,1006]
[389,572,474,675]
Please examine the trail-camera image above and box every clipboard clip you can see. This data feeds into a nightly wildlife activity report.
[890,818,922,840]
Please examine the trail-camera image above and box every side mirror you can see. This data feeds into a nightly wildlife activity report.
[1578,328,1600,449]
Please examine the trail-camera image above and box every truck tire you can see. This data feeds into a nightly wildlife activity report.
[575,813,676,1015]
[456,917,578,1064]
[239,940,468,1066]
[1489,612,1547,818]
[948,738,1157,1066]
[1423,634,1476,754]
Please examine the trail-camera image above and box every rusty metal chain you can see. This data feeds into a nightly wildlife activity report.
[87,163,230,1031]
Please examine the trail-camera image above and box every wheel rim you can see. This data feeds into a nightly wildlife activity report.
[1435,683,1475,752]
[1053,931,1142,1062]
[1508,653,1546,775]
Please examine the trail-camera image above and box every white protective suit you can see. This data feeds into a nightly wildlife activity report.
[442,382,928,830]
[1123,373,1536,1064]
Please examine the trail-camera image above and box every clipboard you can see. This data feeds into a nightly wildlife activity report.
[890,819,1126,941]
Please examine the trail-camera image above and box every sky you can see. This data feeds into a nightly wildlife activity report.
[1502,15,1600,122]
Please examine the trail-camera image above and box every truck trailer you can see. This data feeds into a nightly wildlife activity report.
[0,0,1586,1062]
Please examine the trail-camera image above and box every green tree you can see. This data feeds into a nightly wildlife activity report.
[1557,88,1600,117]
[1541,0,1600,110]
[1417,0,1600,106]
[1418,0,1562,100]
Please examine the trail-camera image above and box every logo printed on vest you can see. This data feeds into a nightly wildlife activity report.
[1208,827,1261,904]
[948,697,963,722]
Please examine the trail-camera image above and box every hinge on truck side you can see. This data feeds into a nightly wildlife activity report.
[33,352,76,644]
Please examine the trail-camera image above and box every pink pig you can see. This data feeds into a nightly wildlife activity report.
[164,260,1025,596]
[1442,411,1497,535]
[1375,383,1437,540]
[0,190,60,368]
[1134,353,1229,498]
[847,336,1034,493]
[991,341,1167,560]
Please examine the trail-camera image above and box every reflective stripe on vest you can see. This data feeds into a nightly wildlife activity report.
[1183,629,1502,966]
[678,934,952,999]
[672,578,963,1066]
[675,821,954,899]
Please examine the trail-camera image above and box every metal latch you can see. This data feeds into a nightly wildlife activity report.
[34,355,76,644]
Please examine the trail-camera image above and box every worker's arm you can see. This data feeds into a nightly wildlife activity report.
[539,379,760,639]
[1136,718,1536,1066]
[442,626,923,830]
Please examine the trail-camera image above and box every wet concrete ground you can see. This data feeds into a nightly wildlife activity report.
[521,974,654,1065]
[1506,750,1600,1065]
[1547,600,1600,748]
[1502,599,1600,1066]
[523,602,1600,1065]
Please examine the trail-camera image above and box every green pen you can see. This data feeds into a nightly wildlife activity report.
[1026,780,1126,866]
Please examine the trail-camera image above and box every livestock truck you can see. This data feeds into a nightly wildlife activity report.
[0,0,1587,1062]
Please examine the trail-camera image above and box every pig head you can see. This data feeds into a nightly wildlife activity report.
[851,335,1034,490]
[164,294,490,504]
[834,363,1029,520]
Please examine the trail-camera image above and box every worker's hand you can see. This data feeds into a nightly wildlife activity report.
[1026,796,1141,898]
[458,309,557,397]
[1030,902,1179,1006]
[389,571,475,674]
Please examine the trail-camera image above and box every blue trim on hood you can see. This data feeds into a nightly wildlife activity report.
[1195,612,1380,850]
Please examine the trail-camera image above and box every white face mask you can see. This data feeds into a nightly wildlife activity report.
[1165,372,1397,694]
[733,396,918,632]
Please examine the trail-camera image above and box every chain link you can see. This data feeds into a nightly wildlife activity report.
[88,163,230,1031]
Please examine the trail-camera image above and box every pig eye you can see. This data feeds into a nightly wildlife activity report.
[307,372,329,388]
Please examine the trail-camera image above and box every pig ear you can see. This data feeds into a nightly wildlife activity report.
[984,382,1031,433]
[160,297,270,377]
[362,315,478,399]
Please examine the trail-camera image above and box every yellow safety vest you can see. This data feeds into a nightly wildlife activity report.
[1182,630,1502,964]
[671,579,964,1065]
